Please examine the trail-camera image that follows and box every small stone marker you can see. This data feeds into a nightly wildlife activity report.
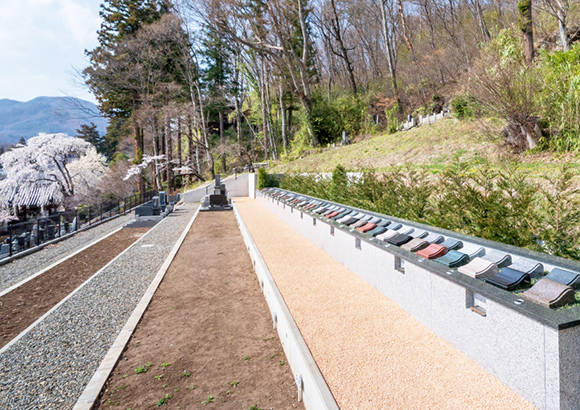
[458,257,498,279]
[416,243,448,259]
[357,223,377,233]
[401,238,429,252]
[351,219,368,229]
[522,279,576,309]
[435,250,470,268]
[482,250,512,268]
[508,257,544,278]
[410,230,428,239]
[367,226,388,237]
[439,238,463,251]
[387,233,413,246]
[376,229,399,242]
[458,243,485,260]
[485,267,530,290]
[423,233,444,244]
[545,268,580,289]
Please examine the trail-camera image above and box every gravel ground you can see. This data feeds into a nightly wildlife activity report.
[235,198,535,409]
[0,204,197,409]
[0,213,135,292]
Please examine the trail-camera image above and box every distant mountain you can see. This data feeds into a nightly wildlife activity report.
[0,97,108,145]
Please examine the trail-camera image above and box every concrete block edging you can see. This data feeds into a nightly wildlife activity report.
[232,201,339,410]
[73,204,201,410]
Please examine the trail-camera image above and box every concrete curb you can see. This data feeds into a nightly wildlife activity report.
[73,204,200,410]
[0,226,124,298]
[232,200,339,410]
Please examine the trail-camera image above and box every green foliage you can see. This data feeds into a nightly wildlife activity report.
[281,161,580,261]
[384,104,400,134]
[537,165,580,260]
[412,106,427,118]
[538,45,580,151]
[330,165,348,202]
[76,122,115,159]
[110,152,130,166]
[257,167,279,189]
[450,95,475,120]
[517,0,532,33]
[309,91,370,146]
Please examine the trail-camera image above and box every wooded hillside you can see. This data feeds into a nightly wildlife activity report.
[82,0,580,192]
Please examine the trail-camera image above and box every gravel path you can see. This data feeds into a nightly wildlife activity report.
[0,213,135,292]
[235,198,535,409]
[0,204,197,409]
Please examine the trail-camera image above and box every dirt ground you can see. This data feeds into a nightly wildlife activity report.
[95,211,301,410]
[0,228,149,348]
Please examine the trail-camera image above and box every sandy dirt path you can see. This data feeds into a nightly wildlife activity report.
[235,197,535,410]
[95,211,302,410]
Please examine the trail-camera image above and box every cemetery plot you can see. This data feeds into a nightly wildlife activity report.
[94,212,300,409]
[0,227,149,348]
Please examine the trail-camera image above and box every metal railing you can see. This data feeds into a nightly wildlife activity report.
[0,190,157,260]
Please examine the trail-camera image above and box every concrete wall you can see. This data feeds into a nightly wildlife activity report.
[248,173,257,199]
[257,192,580,410]
[183,174,250,203]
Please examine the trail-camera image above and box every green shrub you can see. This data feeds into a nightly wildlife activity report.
[280,161,580,261]
[450,95,475,119]
[538,44,580,152]
[257,167,279,189]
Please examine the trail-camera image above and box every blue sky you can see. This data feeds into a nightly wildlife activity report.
[0,0,103,103]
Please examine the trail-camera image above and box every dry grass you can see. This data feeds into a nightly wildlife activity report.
[270,118,580,175]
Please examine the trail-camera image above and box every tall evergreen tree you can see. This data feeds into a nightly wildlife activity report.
[76,122,117,160]
[83,0,170,192]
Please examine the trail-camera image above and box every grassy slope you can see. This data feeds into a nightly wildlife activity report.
[271,117,579,175]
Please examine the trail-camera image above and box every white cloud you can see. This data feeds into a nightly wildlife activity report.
[58,0,102,46]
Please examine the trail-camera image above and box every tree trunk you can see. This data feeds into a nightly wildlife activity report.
[194,81,214,179]
[397,0,417,61]
[380,0,399,97]
[164,110,174,193]
[234,95,242,157]
[187,113,194,173]
[329,0,357,94]
[260,58,270,160]
[151,116,162,191]
[519,0,534,64]
[296,0,318,146]
[219,110,226,172]
[133,115,145,194]
[474,0,491,41]
[558,15,570,51]
[177,117,182,168]
[233,54,243,157]
[280,85,287,155]
[161,123,166,184]
[502,117,541,152]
